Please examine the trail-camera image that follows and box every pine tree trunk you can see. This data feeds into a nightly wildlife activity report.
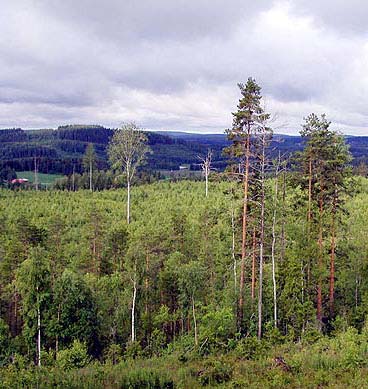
[238,128,250,331]
[329,197,336,317]
[307,157,312,285]
[251,226,256,300]
[231,208,237,294]
[317,197,324,329]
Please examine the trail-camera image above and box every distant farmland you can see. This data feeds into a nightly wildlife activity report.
[16,171,64,186]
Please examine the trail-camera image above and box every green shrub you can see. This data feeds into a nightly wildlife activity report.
[148,329,167,357]
[234,336,268,360]
[125,341,143,360]
[263,322,285,345]
[104,343,123,364]
[301,326,322,345]
[197,357,233,386]
[57,340,90,370]
[200,307,236,352]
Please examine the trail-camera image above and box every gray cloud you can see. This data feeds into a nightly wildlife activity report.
[292,0,368,36]
[0,0,368,134]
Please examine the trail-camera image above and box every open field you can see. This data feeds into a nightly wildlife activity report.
[16,171,64,186]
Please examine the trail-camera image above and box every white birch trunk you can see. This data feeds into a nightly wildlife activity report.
[127,178,131,225]
[131,264,137,342]
[131,278,136,342]
[37,289,41,367]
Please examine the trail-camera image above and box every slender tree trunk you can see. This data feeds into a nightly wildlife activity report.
[280,167,286,262]
[231,207,237,294]
[251,226,256,301]
[329,198,336,317]
[317,197,324,329]
[307,157,312,285]
[308,158,312,224]
[131,263,137,342]
[192,295,198,346]
[145,252,149,315]
[238,128,250,331]
[271,169,278,328]
[34,157,39,191]
[205,168,208,197]
[127,179,131,224]
[89,160,93,192]
[37,290,41,367]
[258,137,266,340]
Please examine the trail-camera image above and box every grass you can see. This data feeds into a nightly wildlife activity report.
[2,336,368,388]
[16,171,64,186]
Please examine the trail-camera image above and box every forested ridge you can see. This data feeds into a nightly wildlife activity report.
[1,125,368,178]
[0,126,230,175]
[2,81,368,388]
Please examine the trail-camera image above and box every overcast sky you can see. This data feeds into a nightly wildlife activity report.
[1,0,368,134]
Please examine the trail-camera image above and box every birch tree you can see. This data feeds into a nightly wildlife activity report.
[16,246,50,367]
[108,123,151,224]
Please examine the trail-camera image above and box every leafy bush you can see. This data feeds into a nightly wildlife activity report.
[197,357,233,386]
[104,343,123,364]
[125,341,143,360]
[57,340,90,370]
[263,322,285,345]
[200,307,236,352]
[234,336,268,360]
[148,329,167,357]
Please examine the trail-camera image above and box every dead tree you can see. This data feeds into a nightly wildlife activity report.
[199,149,213,197]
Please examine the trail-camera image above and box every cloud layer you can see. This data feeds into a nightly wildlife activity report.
[1,0,368,134]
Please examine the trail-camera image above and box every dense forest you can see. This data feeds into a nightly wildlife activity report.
[1,79,368,387]
[1,124,368,179]
[0,126,230,176]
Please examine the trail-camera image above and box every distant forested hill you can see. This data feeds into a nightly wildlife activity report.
[0,125,228,175]
[0,126,367,175]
